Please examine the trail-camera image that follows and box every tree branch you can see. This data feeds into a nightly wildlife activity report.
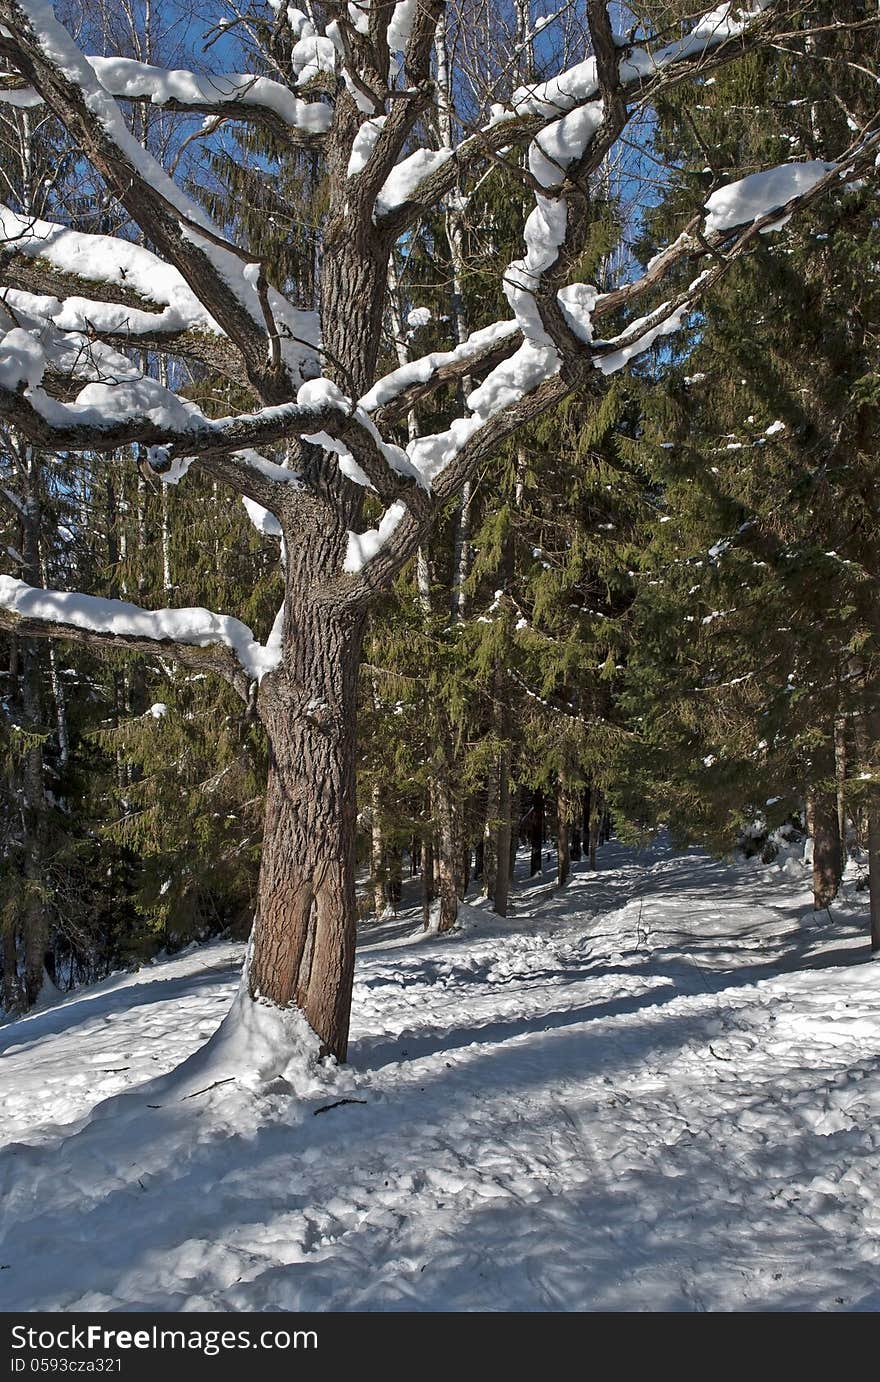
[0,50,331,145]
[0,576,265,701]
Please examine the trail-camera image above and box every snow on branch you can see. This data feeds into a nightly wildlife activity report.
[0,575,283,697]
[0,319,425,508]
[0,54,331,140]
[0,205,223,335]
[343,127,880,589]
[0,0,315,397]
[368,1,784,233]
[0,206,316,387]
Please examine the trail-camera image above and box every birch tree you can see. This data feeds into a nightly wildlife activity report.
[0,0,877,1062]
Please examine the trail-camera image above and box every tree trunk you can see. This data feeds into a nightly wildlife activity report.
[433,768,462,934]
[370,780,385,920]
[2,923,22,1015]
[474,836,484,880]
[529,788,544,876]
[854,697,880,953]
[811,787,842,910]
[589,792,601,869]
[421,835,434,931]
[835,716,847,859]
[508,783,520,883]
[387,844,402,912]
[248,602,366,1063]
[493,749,512,917]
[18,448,48,1010]
[557,785,570,888]
[483,757,500,902]
[867,799,880,954]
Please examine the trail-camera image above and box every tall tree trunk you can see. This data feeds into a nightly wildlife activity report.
[810,787,842,909]
[529,787,544,876]
[387,843,402,912]
[483,758,500,902]
[432,725,463,934]
[18,446,48,1009]
[2,924,21,1015]
[570,822,583,862]
[370,780,385,920]
[474,836,484,881]
[421,834,434,931]
[508,783,520,883]
[835,715,847,859]
[493,746,512,917]
[589,791,602,869]
[853,693,880,952]
[866,788,880,954]
[435,790,460,934]
[248,601,366,1062]
[557,785,570,888]
[20,637,47,1009]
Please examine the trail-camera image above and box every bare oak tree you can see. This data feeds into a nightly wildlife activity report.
[0,0,877,1060]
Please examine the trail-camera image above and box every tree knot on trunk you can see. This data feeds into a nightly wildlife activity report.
[302,697,335,730]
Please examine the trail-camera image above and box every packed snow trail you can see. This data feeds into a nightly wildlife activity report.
[1,840,879,1312]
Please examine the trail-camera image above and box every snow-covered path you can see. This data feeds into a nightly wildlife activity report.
[1,841,878,1312]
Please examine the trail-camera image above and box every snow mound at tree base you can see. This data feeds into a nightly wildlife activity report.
[85,980,341,1129]
[157,981,333,1096]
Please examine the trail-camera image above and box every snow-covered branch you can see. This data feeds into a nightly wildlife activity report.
[0,52,331,142]
[0,575,282,699]
[341,126,880,596]
[0,0,310,400]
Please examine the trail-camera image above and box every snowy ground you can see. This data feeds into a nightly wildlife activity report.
[1,838,879,1313]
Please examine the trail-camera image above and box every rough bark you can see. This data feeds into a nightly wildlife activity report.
[247,598,366,1062]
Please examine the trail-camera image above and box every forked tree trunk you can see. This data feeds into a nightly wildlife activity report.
[248,601,366,1063]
